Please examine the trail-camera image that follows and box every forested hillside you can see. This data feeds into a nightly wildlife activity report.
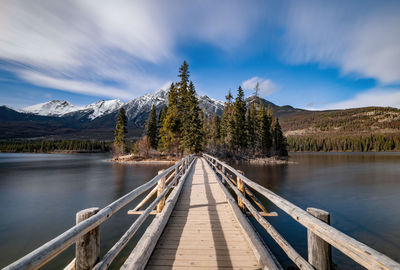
[282,107,400,151]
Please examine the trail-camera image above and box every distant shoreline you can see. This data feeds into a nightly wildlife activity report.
[0,150,108,154]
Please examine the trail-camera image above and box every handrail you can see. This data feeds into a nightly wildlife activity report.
[93,157,194,270]
[121,157,196,270]
[4,155,194,270]
[204,156,313,270]
[203,154,400,270]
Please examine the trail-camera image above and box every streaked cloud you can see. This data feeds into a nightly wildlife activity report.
[0,0,261,99]
[284,0,400,84]
[242,77,277,96]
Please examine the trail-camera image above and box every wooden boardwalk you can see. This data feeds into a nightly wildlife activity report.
[146,158,261,270]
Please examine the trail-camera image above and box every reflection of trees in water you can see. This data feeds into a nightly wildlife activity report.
[113,164,127,198]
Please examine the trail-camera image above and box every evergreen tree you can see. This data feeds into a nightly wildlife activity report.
[157,105,168,143]
[212,115,221,145]
[232,86,247,150]
[114,108,127,156]
[158,105,167,127]
[158,83,180,154]
[220,90,234,146]
[257,104,272,154]
[178,61,190,91]
[247,102,258,153]
[272,118,288,156]
[147,105,158,149]
[182,81,204,153]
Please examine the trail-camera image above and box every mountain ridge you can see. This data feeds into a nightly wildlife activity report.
[2,90,400,140]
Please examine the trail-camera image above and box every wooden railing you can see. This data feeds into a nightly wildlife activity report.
[203,153,400,270]
[4,155,195,270]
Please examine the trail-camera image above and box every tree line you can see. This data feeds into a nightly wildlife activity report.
[287,134,400,152]
[0,140,111,153]
[132,61,288,159]
[203,86,287,159]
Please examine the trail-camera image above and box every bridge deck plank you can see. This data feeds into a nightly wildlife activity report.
[146,158,261,270]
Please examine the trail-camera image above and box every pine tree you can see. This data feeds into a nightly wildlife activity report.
[177,61,190,152]
[257,104,272,155]
[114,108,127,156]
[157,105,168,143]
[247,102,258,153]
[182,81,204,153]
[272,118,288,156]
[158,83,180,155]
[232,86,247,150]
[220,90,234,147]
[212,115,221,145]
[158,105,167,126]
[147,105,158,149]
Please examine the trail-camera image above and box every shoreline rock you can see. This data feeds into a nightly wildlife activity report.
[110,154,179,164]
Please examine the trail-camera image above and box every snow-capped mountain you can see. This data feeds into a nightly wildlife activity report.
[198,95,224,116]
[124,88,169,125]
[22,99,123,120]
[1,89,302,139]
[121,88,225,126]
[22,100,81,116]
[20,89,225,125]
[84,99,123,120]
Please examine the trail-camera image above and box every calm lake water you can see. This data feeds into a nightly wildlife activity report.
[0,152,399,269]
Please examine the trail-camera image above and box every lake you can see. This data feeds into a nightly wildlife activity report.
[0,152,399,269]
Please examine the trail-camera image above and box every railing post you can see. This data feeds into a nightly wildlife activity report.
[307,207,332,270]
[220,165,226,184]
[156,170,166,213]
[174,165,179,186]
[237,170,246,212]
[76,207,100,270]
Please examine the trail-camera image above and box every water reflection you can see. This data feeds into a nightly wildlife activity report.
[113,163,127,198]
[0,153,399,269]
[0,153,170,269]
[235,152,400,269]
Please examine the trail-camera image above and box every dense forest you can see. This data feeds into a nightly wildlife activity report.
[135,61,288,160]
[281,107,400,136]
[288,134,400,152]
[282,106,400,152]
[0,140,111,153]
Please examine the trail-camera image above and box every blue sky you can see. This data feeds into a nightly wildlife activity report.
[0,0,400,109]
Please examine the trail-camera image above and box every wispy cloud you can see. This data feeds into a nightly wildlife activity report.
[283,1,400,84]
[311,88,400,110]
[0,0,261,99]
[242,76,277,96]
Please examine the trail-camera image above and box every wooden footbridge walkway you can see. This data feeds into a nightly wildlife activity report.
[4,155,400,270]
[145,158,260,269]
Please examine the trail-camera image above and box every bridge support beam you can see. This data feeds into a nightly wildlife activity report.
[307,207,332,270]
[76,207,100,270]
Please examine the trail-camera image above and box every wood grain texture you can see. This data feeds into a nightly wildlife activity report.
[145,158,262,270]
[76,208,100,270]
[307,208,332,270]
[121,158,195,270]
[211,161,313,270]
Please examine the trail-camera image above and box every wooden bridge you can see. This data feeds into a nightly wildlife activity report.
[4,155,400,270]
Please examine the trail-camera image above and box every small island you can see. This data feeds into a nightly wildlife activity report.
[112,61,288,165]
